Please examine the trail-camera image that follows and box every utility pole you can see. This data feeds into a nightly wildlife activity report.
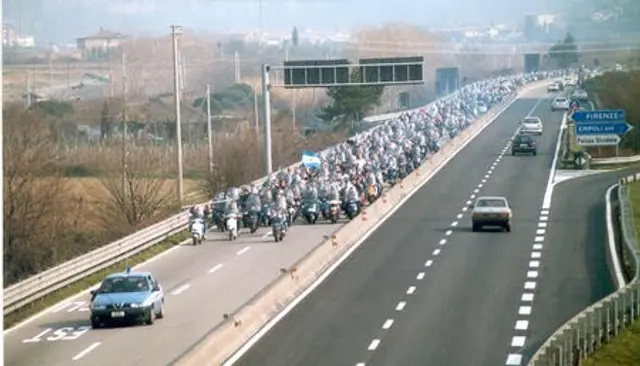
[121,49,128,201]
[171,25,185,206]
[253,83,259,133]
[25,71,31,109]
[261,64,273,175]
[205,84,214,173]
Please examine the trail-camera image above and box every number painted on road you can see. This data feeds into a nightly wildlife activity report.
[21,326,91,343]
[49,301,90,313]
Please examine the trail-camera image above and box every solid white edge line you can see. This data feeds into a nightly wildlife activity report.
[72,341,102,361]
[542,111,567,210]
[4,238,190,335]
[221,91,524,366]
[606,183,626,289]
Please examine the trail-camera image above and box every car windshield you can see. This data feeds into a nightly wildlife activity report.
[555,98,567,102]
[477,199,507,208]
[523,118,539,124]
[99,276,149,293]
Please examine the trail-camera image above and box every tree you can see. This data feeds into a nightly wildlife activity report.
[318,68,384,130]
[292,27,299,47]
[548,33,580,68]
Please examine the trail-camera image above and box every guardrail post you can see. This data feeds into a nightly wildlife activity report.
[552,345,561,366]
[595,305,602,349]
[604,300,611,342]
[636,284,640,318]
[613,296,620,336]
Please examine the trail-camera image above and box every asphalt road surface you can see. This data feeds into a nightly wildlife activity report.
[4,222,341,366]
[232,87,580,366]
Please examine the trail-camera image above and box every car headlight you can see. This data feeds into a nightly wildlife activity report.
[130,303,142,308]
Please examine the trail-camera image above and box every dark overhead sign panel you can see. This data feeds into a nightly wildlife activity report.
[283,59,351,88]
[358,56,424,85]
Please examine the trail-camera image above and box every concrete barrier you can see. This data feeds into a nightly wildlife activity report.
[176,82,546,366]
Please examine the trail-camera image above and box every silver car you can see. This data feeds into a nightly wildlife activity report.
[520,117,543,135]
[471,196,512,232]
[551,97,570,111]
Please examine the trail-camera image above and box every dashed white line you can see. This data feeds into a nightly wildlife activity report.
[506,354,523,365]
[534,236,544,242]
[382,319,394,329]
[406,286,416,295]
[72,342,101,361]
[368,339,381,351]
[462,207,469,212]
[432,249,441,256]
[518,306,532,315]
[395,301,406,311]
[445,230,453,236]
[171,283,191,295]
[466,200,472,205]
[356,363,366,366]
[529,260,540,268]
[515,320,529,330]
[236,246,251,256]
[521,293,534,302]
[526,271,539,279]
[541,210,549,215]
[481,178,487,183]
[531,252,541,259]
[511,336,526,347]
[425,260,433,267]
[456,213,463,219]
[539,215,548,222]
[536,229,546,235]
[439,239,447,245]
[532,243,543,250]
[416,272,425,280]
[477,183,483,188]
[470,194,476,199]
[473,189,480,193]
[524,281,537,290]
[538,222,547,228]
[208,263,224,273]
[451,221,458,227]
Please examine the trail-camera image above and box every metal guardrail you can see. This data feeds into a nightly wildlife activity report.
[1,74,548,317]
[528,172,640,366]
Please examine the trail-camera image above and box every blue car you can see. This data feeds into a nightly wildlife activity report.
[89,268,165,328]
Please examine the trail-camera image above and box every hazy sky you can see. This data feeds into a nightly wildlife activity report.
[3,0,566,43]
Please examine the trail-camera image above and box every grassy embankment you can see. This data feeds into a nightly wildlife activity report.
[582,182,640,366]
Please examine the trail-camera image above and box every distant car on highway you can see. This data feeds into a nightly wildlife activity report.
[511,133,538,155]
[551,96,570,111]
[572,89,588,100]
[89,268,165,328]
[519,116,543,135]
[547,82,560,92]
[471,196,512,232]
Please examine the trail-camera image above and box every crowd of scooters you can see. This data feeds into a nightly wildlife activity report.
[187,70,561,245]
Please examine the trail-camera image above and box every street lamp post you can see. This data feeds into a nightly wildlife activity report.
[171,25,185,206]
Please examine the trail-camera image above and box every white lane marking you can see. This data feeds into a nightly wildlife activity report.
[606,184,626,289]
[368,339,381,351]
[541,111,566,210]
[531,252,541,259]
[519,306,532,315]
[536,229,546,235]
[541,209,550,215]
[222,88,524,366]
[524,282,537,290]
[538,222,547,228]
[451,221,458,227]
[356,363,366,366]
[466,200,472,205]
[473,189,480,193]
[407,286,416,295]
[382,319,394,329]
[209,263,224,273]
[417,272,425,280]
[533,244,543,250]
[539,215,548,222]
[482,178,487,183]
[439,239,447,245]
[425,260,433,267]
[462,206,468,212]
[433,249,441,256]
[470,194,476,199]
[484,174,490,179]
[261,231,272,239]
[171,284,191,296]
[534,236,544,242]
[529,260,540,268]
[395,301,406,311]
[456,213,463,219]
[445,230,453,236]
[527,271,539,279]
[506,354,523,365]
[515,320,529,330]
[477,183,483,188]
[511,336,526,347]
[521,293,534,302]
[72,342,101,361]
[236,246,251,256]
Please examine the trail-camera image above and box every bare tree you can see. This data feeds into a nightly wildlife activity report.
[3,106,68,284]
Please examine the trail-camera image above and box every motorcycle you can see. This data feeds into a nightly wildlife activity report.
[190,220,205,246]
[320,198,331,220]
[260,203,273,226]
[272,214,287,242]
[386,168,398,186]
[328,199,341,224]
[345,199,360,220]
[243,207,260,234]
[226,214,239,241]
[302,200,319,224]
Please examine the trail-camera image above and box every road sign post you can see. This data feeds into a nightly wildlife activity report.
[260,56,426,175]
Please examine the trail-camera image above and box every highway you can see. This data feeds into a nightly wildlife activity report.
[4,223,341,366]
[231,86,571,366]
[522,169,636,358]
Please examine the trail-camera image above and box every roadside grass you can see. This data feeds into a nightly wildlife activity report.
[581,182,640,366]
[590,162,640,170]
[4,231,189,329]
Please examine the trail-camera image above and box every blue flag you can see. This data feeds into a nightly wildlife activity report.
[301,151,321,169]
